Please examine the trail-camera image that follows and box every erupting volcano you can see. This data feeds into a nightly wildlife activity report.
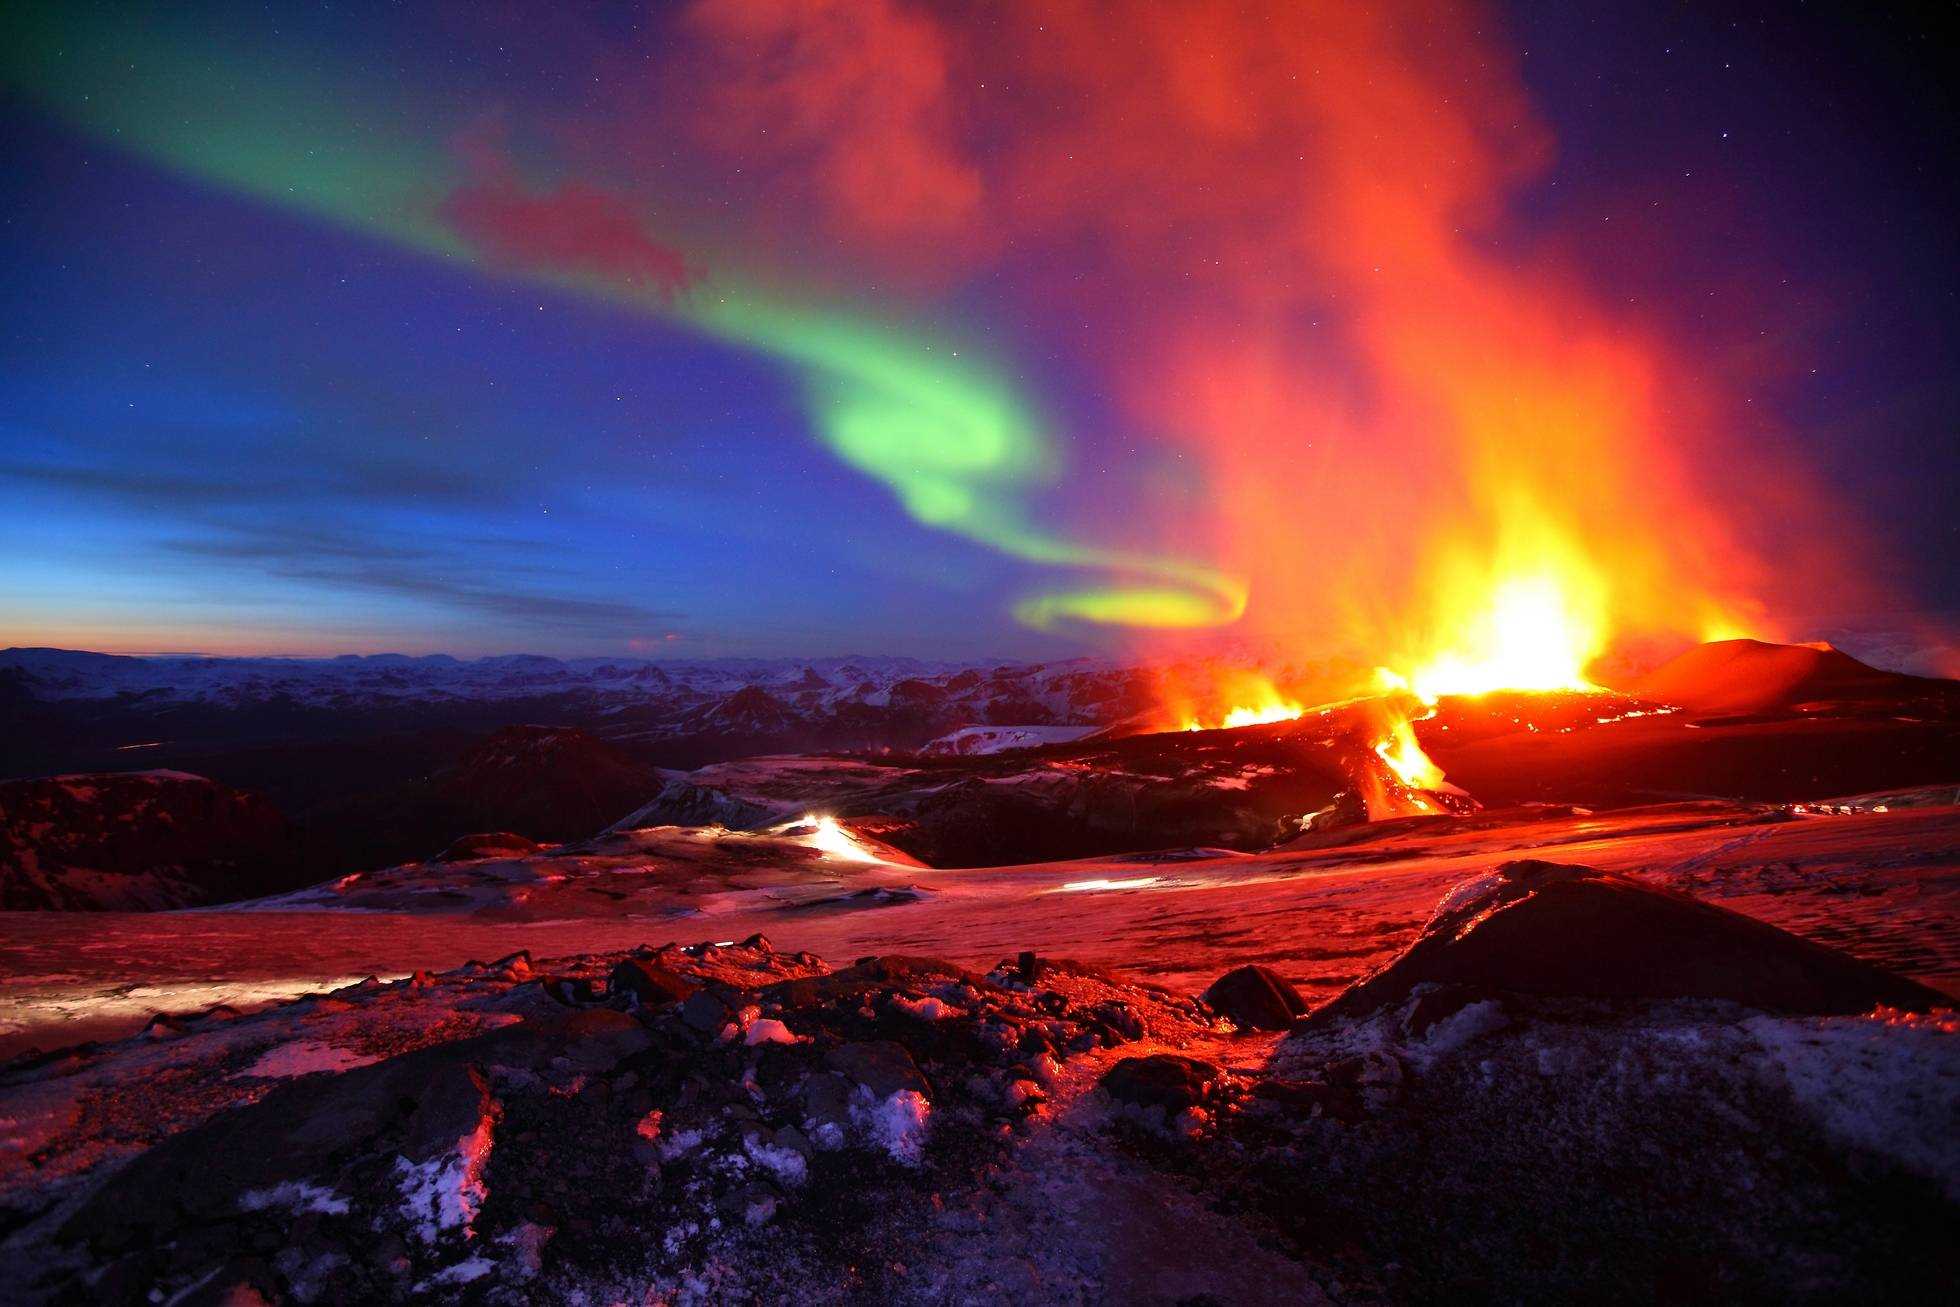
[3,1,1956,1303]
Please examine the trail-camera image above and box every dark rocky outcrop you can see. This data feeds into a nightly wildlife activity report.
[1312,859,1950,1023]
[605,777,774,834]
[437,726,658,842]
[0,771,302,910]
[825,1040,931,1098]
[20,942,1209,1303]
[607,957,695,1008]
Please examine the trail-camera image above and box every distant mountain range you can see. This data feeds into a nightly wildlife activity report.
[0,646,1155,759]
[0,646,1045,706]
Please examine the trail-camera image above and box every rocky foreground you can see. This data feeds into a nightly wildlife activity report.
[2,861,1954,1304]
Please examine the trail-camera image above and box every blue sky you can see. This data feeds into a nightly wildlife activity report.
[2,2,1952,661]
[0,110,1078,657]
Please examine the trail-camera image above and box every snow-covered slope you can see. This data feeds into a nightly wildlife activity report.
[919,725,1103,756]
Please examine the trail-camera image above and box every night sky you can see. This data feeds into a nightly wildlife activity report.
[1,2,1953,663]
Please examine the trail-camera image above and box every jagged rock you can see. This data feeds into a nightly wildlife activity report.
[1202,965,1308,1030]
[801,1071,855,1134]
[681,986,737,1034]
[1312,859,1951,1023]
[608,957,694,1008]
[1099,1054,1219,1113]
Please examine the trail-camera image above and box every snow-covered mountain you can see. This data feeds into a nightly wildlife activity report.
[0,647,1161,761]
[0,647,1026,708]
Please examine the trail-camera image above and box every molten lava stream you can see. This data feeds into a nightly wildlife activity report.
[1357,569,1625,814]
[1353,694,1450,819]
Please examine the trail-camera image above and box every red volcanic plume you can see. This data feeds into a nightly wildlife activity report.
[438,123,692,300]
[666,0,1883,683]
[680,0,985,270]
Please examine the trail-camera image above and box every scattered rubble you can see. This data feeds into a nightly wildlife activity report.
[1,939,1219,1302]
[2,860,1954,1303]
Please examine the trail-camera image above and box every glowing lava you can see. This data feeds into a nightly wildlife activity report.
[1186,699,1305,732]
[1390,573,1606,703]
[802,814,879,863]
[1173,668,1306,732]
[1363,566,1614,816]
[1374,713,1445,793]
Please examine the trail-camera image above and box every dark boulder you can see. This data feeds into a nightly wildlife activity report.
[544,975,603,1007]
[1099,1054,1219,1113]
[681,986,738,1034]
[65,1036,498,1248]
[1312,860,1951,1024]
[1202,965,1308,1030]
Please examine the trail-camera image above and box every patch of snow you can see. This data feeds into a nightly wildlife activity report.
[1744,1008,1960,1199]
[239,1040,380,1079]
[238,1180,350,1216]
[394,1112,496,1244]
[742,1135,809,1186]
[1428,871,1505,926]
[416,1255,496,1290]
[918,725,1098,756]
[1055,876,1161,894]
[743,1017,801,1046]
[890,995,958,1021]
[1409,999,1510,1067]
[851,1086,932,1165]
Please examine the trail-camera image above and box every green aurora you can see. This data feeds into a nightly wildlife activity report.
[2,4,1246,637]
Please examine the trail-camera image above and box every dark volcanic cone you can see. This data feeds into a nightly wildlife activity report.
[1626,637,1960,716]
[438,725,658,842]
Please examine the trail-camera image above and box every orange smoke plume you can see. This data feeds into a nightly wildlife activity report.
[675,0,1878,683]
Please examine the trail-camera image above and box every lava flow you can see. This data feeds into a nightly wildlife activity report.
[1363,569,1611,807]
[1173,563,1630,817]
